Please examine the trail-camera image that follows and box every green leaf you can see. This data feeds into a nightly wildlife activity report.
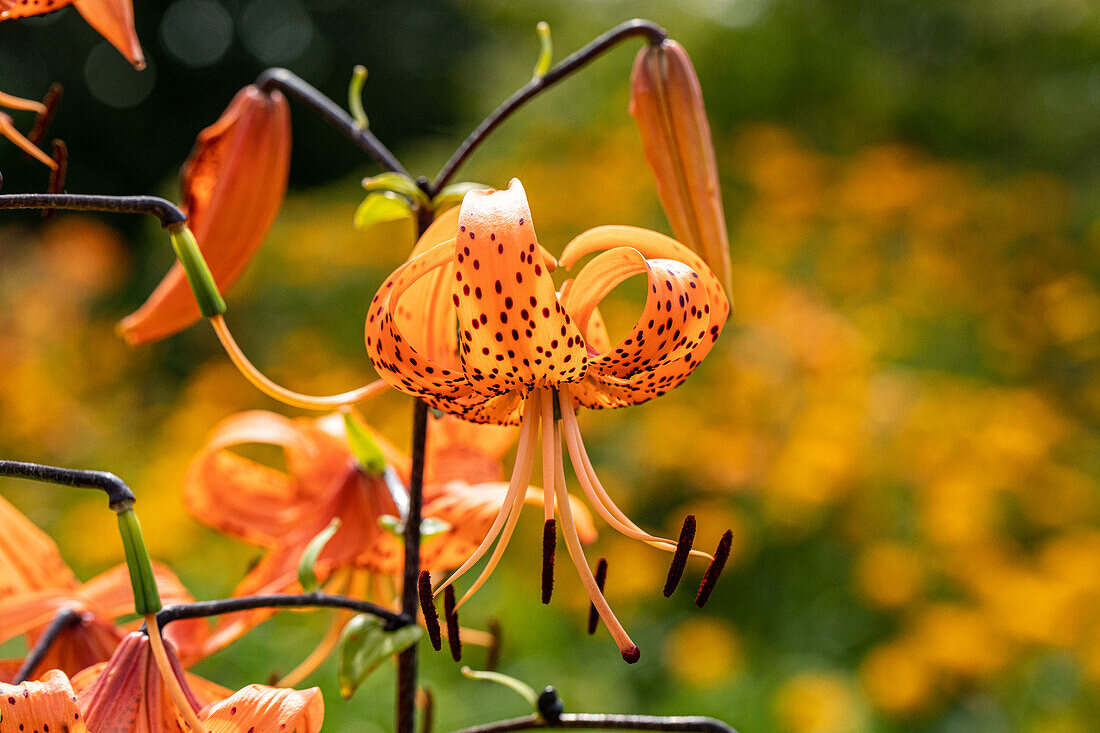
[354,191,415,232]
[361,173,430,207]
[377,514,451,540]
[432,182,489,215]
[338,615,423,699]
[342,411,387,476]
[297,518,340,592]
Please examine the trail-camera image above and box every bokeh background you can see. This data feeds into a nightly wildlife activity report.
[3,1,1100,731]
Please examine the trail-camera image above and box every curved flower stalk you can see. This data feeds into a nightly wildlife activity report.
[0,0,144,68]
[0,494,207,679]
[365,179,730,662]
[119,86,291,345]
[630,39,731,299]
[181,409,594,661]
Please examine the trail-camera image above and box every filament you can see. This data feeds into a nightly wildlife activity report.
[0,90,46,113]
[0,113,55,169]
[434,396,540,598]
[540,390,557,522]
[210,315,388,410]
[145,615,204,733]
[560,388,712,561]
[551,442,638,662]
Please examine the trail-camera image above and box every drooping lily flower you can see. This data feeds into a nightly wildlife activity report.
[0,670,88,733]
[0,493,207,679]
[630,39,731,299]
[181,407,594,661]
[72,631,229,733]
[364,179,730,661]
[0,0,144,68]
[119,85,291,345]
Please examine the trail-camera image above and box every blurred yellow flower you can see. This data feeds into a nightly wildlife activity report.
[662,617,743,688]
[773,671,861,733]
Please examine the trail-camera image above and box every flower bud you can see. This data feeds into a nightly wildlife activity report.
[630,39,731,300]
[118,86,291,344]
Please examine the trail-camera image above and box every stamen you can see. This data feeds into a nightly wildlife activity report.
[587,557,607,635]
[26,83,62,150]
[541,518,556,604]
[540,390,556,522]
[210,315,388,410]
[486,618,502,671]
[44,140,66,220]
[0,89,47,113]
[444,585,462,662]
[695,530,732,608]
[663,514,696,597]
[552,460,638,662]
[560,390,709,560]
[0,112,55,169]
[418,571,442,652]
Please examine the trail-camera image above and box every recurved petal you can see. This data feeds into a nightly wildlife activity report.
[560,226,728,409]
[201,685,323,733]
[630,39,731,298]
[453,180,587,392]
[73,0,144,68]
[118,86,291,344]
[0,494,77,599]
[0,670,88,733]
[0,0,74,21]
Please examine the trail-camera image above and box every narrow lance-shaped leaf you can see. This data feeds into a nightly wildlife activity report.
[338,615,423,699]
[297,518,341,593]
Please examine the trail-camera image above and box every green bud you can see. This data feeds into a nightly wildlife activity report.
[533,21,553,80]
[297,517,341,593]
[361,172,430,208]
[168,225,226,318]
[116,508,161,615]
[342,411,387,476]
[348,65,369,129]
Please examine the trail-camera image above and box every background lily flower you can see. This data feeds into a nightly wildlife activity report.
[364,179,730,661]
[0,494,207,678]
[199,684,324,733]
[630,39,731,299]
[72,631,229,733]
[0,0,144,69]
[118,85,291,345]
[0,669,88,733]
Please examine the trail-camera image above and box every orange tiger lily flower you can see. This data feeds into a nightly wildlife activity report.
[0,0,144,68]
[72,631,230,733]
[0,494,207,679]
[364,179,730,661]
[630,39,731,299]
[0,670,88,733]
[119,85,291,345]
[181,408,593,658]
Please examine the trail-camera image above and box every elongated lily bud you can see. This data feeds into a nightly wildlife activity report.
[630,40,731,300]
[118,85,291,345]
[116,507,162,615]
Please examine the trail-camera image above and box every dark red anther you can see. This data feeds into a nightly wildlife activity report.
[418,571,441,652]
[26,83,62,152]
[541,519,556,604]
[444,585,461,662]
[695,530,732,608]
[44,140,67,219]
[587,557,608,635]
[663,514,696,597]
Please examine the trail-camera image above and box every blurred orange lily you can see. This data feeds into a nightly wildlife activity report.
[72,631,323,733]
[0,494,207,680]
[0,0,144,69]
[0,670,88,733]
[119,85,291,345]
[630,39,731,298]
[181,408,594,660]
[364,179,730,661]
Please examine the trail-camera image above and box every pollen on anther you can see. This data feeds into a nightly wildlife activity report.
[541,519,556,605]
[418,571,442,651]
[587,557,608,635]
[444,585,462,661]
[663,514,696,597]
[695,530,733,608]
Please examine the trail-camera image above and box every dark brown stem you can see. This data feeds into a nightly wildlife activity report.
[256,68,409,177]
[155,593,408,630]
[14,607,82,683]
[0,460,136,510]
[0,194,185,228]
[429,18,666,195]
[447,714,737,733]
